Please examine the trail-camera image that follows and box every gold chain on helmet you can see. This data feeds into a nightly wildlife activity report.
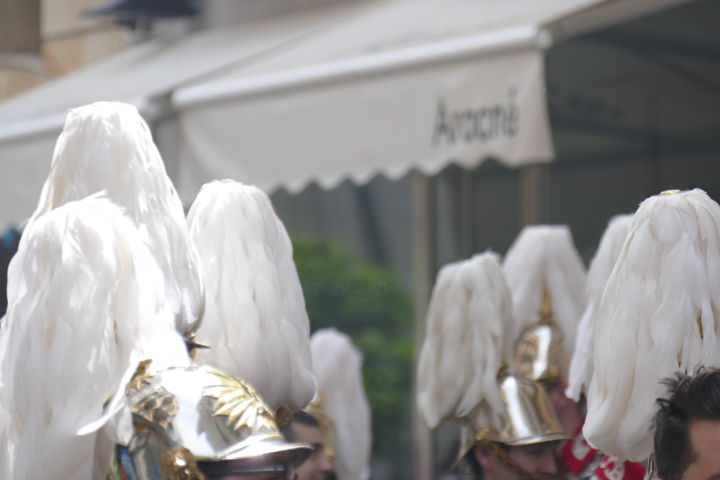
[538,285,553,326]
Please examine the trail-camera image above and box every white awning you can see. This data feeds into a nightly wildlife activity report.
[174,27,553,196]
[171,0,689,197]
[0,1,374,228]
[172,0,567,196]
[0,0,693,227]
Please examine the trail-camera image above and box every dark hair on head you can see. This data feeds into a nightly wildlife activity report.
[654,368,720,480]
[280,410,320,441]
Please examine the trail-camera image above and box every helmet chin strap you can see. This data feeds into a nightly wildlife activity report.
[484,442,568,480]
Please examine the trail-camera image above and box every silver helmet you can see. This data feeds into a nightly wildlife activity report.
[111,364,312,479]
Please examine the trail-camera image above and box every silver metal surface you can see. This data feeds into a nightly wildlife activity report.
[454,374,568,468]
[513,323,569,384]
[115,364,311,480]
[490,374,568,446]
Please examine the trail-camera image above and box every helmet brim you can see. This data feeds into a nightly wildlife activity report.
[203,434,313,471]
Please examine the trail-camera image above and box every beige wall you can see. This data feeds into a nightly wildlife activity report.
[0,0,356,101]
[0,0,130,101]
[0,69,46,100]
[42,28,128,76]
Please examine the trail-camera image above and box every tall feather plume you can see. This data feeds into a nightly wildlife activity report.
[187,180,315,410]
[23,102,204,339]
[417,252,513,432]
[311,329,372,480]
[584,189,720,461]
[0,196,190,480]
[566,215,633,401]
[502,225,586,354]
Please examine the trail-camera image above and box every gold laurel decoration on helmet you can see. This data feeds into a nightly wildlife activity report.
[160,446,206,480]
[126,358,155,395]
[132,386,180,431]
[203,368,278,435]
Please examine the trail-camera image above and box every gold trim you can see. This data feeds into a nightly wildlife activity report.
[132,386,179,430]
[474,427,492,443]
[126,359,153,394]
[697,315,704,340]
[204,369,278,435]
[160,446,206,480]
[275,406,294,429]
[538,285,553,325]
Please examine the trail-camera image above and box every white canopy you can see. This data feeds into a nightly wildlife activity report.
[171,0,568,197]
[171,0,688,197]
[0,0,691,226]
[174,27,552,195]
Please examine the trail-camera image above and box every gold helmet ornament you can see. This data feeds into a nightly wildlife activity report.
[513,289,569,384]
[111,364,312,479]
[416,253,567,476]
[514,324,569,385]
[503,226,586,385]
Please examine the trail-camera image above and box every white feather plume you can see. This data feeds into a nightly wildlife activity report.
[566,215,633,401]
[0,196,190,480]
[502,225,586,355]
[311,329,371,480]
[24,101,204,339]
[187,180,315,410]
[417,252,512,432]
[584,189,720,461]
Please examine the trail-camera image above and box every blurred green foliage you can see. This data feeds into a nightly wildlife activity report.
[292,235,413,463]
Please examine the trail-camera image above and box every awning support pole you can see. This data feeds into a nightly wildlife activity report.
[411,171,435,480]
[519,163,545,225]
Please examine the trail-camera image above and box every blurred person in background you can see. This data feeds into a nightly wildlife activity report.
[286,410,335,480]
[417,253,567,480]
[287,328,372,480]
[506,225,644,479]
